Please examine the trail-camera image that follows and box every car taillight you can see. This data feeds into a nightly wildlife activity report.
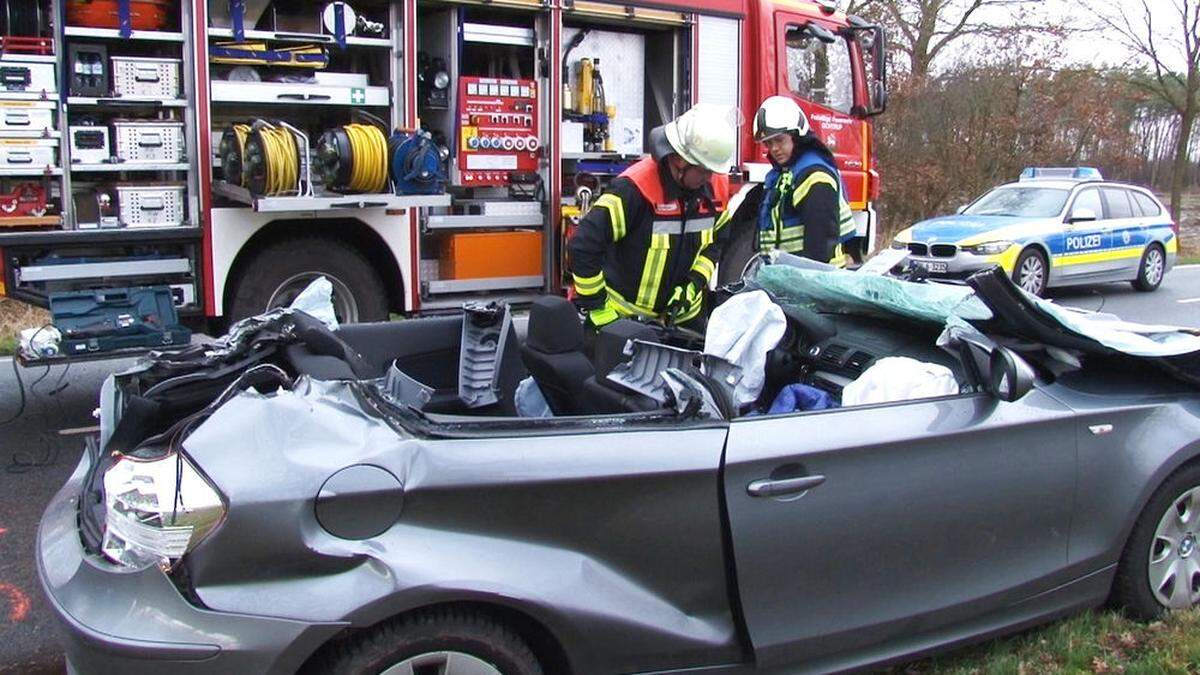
[101,452,225,569]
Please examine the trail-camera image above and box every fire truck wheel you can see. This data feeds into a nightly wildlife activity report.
[228,237,389,324]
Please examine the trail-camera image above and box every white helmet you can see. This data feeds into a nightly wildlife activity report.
[663,103,738,173]
[753,96,810,143]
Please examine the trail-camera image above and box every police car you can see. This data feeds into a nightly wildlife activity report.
[891,168,1178,296]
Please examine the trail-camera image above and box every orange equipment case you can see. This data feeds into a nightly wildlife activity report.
[439,230,543,280]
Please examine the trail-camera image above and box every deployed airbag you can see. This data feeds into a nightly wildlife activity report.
[842,357,960,406]
[705,290,787,408]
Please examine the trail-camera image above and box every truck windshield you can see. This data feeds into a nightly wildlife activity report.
[964,187,1070,218]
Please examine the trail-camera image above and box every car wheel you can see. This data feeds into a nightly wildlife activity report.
[306,608,543,675]
[1012,248,1048,296]
[228,236,388,324]
[1131,243,1166,292]
[1112,463,1200,620]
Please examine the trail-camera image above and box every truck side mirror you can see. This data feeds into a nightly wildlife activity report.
[988,347,1035,402]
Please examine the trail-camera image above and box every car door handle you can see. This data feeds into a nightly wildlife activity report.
[747,475,826,498]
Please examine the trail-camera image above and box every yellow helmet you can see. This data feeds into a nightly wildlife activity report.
[663,103,738,173]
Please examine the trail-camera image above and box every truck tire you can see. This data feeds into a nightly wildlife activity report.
[718,216,760,287]
[227,237,389,324]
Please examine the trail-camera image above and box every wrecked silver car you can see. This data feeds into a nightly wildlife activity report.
[36,257,1200,674]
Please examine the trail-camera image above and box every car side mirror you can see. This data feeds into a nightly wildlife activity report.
[956,204,968,214]
[1068,207,1097,224]
[988,347,1035,402]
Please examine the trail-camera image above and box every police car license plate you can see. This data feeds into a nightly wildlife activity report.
[913,260,948,273]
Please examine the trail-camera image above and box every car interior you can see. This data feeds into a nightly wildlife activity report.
[281,289,973,422]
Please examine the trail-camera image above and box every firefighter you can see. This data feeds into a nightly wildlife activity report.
[569,103,735,331]
[753,96,857,265]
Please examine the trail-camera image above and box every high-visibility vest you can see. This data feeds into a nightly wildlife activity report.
[758,148,856,265]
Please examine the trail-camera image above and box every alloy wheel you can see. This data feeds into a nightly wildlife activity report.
[1148,486,1200,609]
[1144,247,1165,287]
[1018,255,1045,294]
[381,651,504,675]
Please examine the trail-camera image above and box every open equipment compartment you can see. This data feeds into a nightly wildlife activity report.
[557,7,693,289]
[414,1,549,310]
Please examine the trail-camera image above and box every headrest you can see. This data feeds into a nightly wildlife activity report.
[526,296,584,354]
[593,319,659,380]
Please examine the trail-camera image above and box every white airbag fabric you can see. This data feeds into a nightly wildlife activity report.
[842,356,959,406]
[704,290,787,407]
[289,276,339,330]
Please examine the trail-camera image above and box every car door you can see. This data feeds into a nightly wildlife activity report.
[775,14,867,208]
[1117,188,1155,277]
[1054,187,1108,280]
[722,390,1077,668]
[1095,188,1141,276]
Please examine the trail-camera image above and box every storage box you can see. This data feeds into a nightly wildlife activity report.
[116,183,186,227]
[69,126,111,164]
[50,286,190,356]
[439,230,543,280]
[0,101,56,134]
[111,56,181,99]
[0,138,57,168]
[112,119,184,163]
[0,57,56,94]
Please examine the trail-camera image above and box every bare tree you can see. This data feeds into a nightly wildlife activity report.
[866,0,1043,81]
[1094,0,1200,221]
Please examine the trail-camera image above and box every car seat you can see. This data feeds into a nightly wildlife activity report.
[518,296,595,415]
[581,319,663,413]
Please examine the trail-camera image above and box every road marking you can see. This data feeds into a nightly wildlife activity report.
[1179,298,1200,304]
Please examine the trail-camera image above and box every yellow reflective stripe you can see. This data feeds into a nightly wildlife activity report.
[691,254,716,283]
[572,271,606,295]
[791,171,839,207]
[829,244,848,268]
[715,208,733,229]
[606,288,657,318]
[636,232,670,308]
[595,193,626,241]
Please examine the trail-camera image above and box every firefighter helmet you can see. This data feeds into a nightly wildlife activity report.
[753,96,810,143]
[663,103,738,173]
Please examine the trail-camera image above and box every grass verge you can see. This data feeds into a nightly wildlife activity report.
[893,608,1200,674]
[0,298,50,357]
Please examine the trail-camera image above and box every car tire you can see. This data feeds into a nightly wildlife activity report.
[1112,462,1200,621]
[227,236,388,324]
[307,607,543,675]
[1131,243,1166,292]
[1012,248,1048,297]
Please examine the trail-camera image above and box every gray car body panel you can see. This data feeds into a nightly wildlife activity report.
[177,378,740,674]
[36,451,347,675]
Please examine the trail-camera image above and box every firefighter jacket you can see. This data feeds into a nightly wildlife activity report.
[758,146,857,265]
[569,156,731,323]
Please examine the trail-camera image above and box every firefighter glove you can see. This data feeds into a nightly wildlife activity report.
[586,306,620,331]
[665,279,703,322]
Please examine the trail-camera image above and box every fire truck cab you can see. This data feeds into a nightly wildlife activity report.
[0,0,884,343]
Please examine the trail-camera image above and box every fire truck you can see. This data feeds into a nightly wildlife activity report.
[0,0,884,339]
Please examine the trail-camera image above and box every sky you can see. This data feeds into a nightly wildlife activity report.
[938,0,1190,73]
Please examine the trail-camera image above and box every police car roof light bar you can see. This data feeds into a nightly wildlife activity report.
[1019,167,1103,182]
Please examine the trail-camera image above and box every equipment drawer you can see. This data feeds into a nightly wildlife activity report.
[0,138,58,168]
[112,120,184,163]
[111,56,181,99]
[0,58,56,95]
[0,101,56,134]
[116,183,186,227]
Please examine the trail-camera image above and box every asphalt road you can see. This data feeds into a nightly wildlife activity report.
[0,266,1197,674]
